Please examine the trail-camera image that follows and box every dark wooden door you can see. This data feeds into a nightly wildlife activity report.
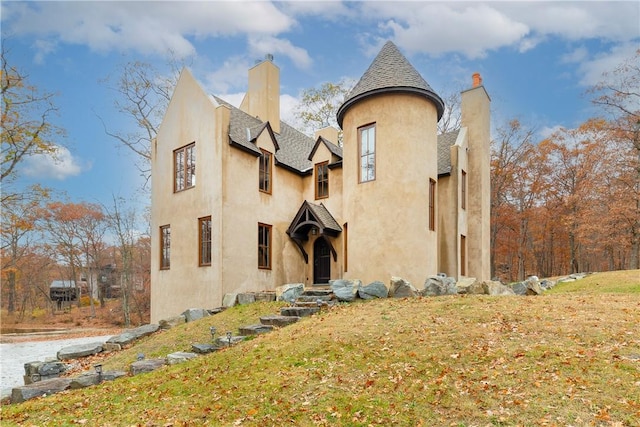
[313,238,331,284]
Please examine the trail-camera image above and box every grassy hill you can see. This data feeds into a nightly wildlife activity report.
[2,270,639,426]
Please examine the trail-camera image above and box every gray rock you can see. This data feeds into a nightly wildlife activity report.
[192,343,219,354]
[237,293,256,305]
[260,315,300,327]
[330,279,361,302]
[358,281,388,300]
[389,277,419,298]
[182,308,210,322]
[422,275,457,296]
[166,352,198,365]
[525,277,543,295]
[455,277,477,294]
[159,315,186,329]
[222,293,238,307]
[540,279,555,289]
[69,373,101,389]
[276,283,304,302]
[107,324,159,346]
[57,342,104,360]
[254,292,276,302]
[11,378,72,403]
[239,324,274,335]
[130,358,166,375]
[511,282,527,295]
[482,281,516,296]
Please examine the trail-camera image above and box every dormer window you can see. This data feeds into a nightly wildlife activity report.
[259,149,272,194]
[315,161,329,199]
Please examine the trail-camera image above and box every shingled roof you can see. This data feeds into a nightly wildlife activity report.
[213,96,315,174]
[337,41,444,127]
[437,129,460,176]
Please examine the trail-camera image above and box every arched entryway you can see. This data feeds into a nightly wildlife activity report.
[313,238,331,284]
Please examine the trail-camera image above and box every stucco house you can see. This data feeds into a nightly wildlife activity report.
[150,41,491,322]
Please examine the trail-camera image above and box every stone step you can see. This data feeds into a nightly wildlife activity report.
[238,324,274,336]
[301,289,333,297]
[280,306,319,317]
[295,295,333,303]
[260,315,301,327]
[294,300,336,308]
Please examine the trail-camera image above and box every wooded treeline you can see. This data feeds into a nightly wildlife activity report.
[491,50,639,281]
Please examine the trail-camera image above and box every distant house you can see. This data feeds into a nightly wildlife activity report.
[150,41,491,322]
[49,280,78,309]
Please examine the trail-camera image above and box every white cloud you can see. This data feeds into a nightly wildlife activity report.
[248,36,312,69]
[575,43,639,87]
[358,2,638,59]
[204,56,252,94]
[562,46,589,64]
[23,146,89,180]
[2,2,294,60]
[280,93,303,128]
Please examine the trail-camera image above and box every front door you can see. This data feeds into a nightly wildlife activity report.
[313,237,331,284]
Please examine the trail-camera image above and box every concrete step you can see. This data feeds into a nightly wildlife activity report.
[238,324,274,336]
[280,306,319,317]
[260,315,301,327]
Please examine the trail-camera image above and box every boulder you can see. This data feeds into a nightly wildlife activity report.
[422,275,457,296]
[482,280,516,296]
[455,277,477,294]
[69,373,101,389]
[510,282,527,295]
[130,358,166,375]
[540,279,555,290]
[57,342,104,360]
[107,324,159,346]
[330,279,361,302]
[389,277,419,298]
[215,335,245,347]
[222,293,238,307]
[525,277,543,295]
[166,352,198,365]
[159,315,186,329]
[182,308,210,322]
[237,293,256,305]
[254,292,276,302]
[11,378,72,403]
[103,342,122,352]
[275,283,304,302]
[358,281,389,300]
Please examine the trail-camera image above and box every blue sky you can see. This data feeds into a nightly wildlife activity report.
[2,1,639,212]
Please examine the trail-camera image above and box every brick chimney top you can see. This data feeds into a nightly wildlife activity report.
[472,72,482,88]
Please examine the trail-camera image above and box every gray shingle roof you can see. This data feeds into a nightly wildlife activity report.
[304,201,342,234]
[437,130,460,175]
[336,41,444,127]
[213,96,315,173]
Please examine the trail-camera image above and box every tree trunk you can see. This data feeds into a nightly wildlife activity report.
[7,271,16,313]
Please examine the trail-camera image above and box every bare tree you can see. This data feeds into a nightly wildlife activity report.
[100,56,186,184]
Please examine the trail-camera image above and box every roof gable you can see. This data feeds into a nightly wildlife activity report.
[308,136,343,162]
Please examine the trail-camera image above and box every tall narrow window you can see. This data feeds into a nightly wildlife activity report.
[461,170,467,210]
[359,124,376,182]
[315,161,329,199]
[429,179,436,231]
[174,143,196,192]
[461,235,467,276]
[343,222,348,273]
[160,225,171,270]
[258,223,272,269]
[199,216,212,266]
[259,149,272,193]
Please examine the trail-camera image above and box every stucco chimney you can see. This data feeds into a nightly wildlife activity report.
[239,54,281,133]
[472,72,482,88]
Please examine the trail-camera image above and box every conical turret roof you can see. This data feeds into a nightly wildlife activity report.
[336,41,444,127]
